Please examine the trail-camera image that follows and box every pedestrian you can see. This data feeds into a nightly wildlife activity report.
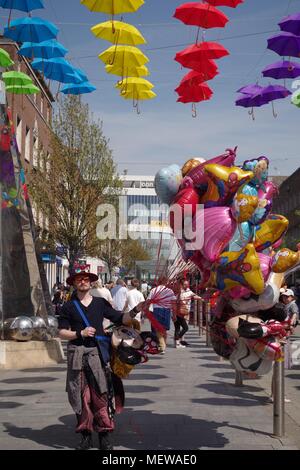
[58,270,144,450]
[52,290,64,316]
[141,280,149,299]
[126,279,145,324]
[111,279,129,311]
[280,289,299,332]
[147,277,177,354]
[174,280,203,348]
[90,280,113,306]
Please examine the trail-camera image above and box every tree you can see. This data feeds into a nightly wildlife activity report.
[95,239,150,279]
[29,96,121,272]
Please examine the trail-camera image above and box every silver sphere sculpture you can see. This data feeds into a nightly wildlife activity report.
[32,317,48,341]
[47,315,59,338]
[4,316,34,342]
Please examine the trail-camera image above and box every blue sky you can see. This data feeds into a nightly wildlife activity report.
[1,0,300,177]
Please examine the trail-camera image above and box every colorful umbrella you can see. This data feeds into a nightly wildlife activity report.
[72,67,89,82]
[205,0,244,7]
[179,69,217,87]
[120,89,156,100]
[174,3,229,29]
[116,77,154,93]
[5,83,40,94]
[178,56,219,78]
[175,42,230,68]
[267,32,300,58]
[291,91,300,107]
[0,47,14,67]
[259,84,291,102]
[18,39,68,59]
[61,82,96,95]
[4,17,59,43]
[262,60,300,79]
[91,20,146,46]
[176,82,213,102]
[81,0,144,14]
[237,84,263,95]
[2,71,33,86]
[279,12,300,36]
[99,45,149,67]
[105,62,149,77]
[31,57,83,83]
[0,0,44,11]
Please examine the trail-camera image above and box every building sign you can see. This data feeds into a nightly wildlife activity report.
[141,181,154,189]
[41,253,56,263]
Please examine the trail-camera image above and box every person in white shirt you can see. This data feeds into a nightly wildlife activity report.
[90,280,113,305]
[141,281,149,299]
[126,279,145,323]
[111,279,129,311]
[174,280,202,348]
[147,278,177,354]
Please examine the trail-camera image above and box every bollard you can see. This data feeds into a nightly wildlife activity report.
[284,338,292,370]
[206,303,212,347]
[193,300,197,329]
[198,301,202,337]
[235,371,243,387]
[273,347,285,437]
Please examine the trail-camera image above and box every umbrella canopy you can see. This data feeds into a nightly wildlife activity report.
[91,20,146,46]
[175,42,230,68]
[18,39,68,59]
[205,0,244,7]
[120,89,156,100]
[0,0,44,12]
[291,91,300,107]
[178,57,219,78]
[99,45,149,67]
[279,12,300,36]
[2,71,33,86]
[4,17,59,43]
[31,57,84,83]
[116,77,154,93]
[5,83,40,94]
[105,63,149,77]
[262,60,300,79]
[61,82,96,95]
[179,69,216,87]
[72,67,88,82]
[259,84,291,102]
[235,94,269,108]
[81,0,144,14]
[0,47,14,67]
[176,82,213,103]
[237,84,264,95]
[267,32,300,58]
[174,3,229,29]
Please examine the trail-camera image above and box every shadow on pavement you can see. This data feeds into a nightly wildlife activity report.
[1,377,59,385]
[0,402,23,409]
[19,368,66,373]
[191,397,268,407]
[126,374,168,381]
[124,385,160,393]
[0,389,44,397]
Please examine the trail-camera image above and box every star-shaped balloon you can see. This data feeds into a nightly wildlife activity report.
[271,248,300,273]
[254,215,289,252]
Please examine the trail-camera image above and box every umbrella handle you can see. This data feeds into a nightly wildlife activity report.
[272,101,278,119]
[248,107,255,121]
[192,103,197,118]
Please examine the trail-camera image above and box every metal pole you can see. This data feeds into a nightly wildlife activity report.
[235,371,243,387]
[273,348,285,437]
[199,300,203,336]
[206,303,212,347]
[193,299,197,328]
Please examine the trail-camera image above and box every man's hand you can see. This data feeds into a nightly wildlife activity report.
[81,327,96,338]
[135,301,146,313]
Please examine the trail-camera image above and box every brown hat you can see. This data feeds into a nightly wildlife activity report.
[66,270,98,286]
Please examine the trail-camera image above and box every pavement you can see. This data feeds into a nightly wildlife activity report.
[0,324,299,450]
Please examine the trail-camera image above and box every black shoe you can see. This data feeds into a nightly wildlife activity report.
[75,432,93,450]
[180,340,189,346]
[98,432,114,450]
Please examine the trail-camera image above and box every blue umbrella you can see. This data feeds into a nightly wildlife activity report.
[31,57,84,84]
[4,17,58,43]
[18,39,68,59]
[61,82,97,95]
[72,67,89,82]
[0,0,44,12]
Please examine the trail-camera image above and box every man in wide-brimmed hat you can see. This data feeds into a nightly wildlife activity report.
[58,270,144,451]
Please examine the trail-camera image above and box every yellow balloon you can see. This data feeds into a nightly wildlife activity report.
[201,164,253,205]
[213,244,265,295]
[271,248,300,273]
[182,158,203,176]
[232,194,259,223]
[254,215,289,252]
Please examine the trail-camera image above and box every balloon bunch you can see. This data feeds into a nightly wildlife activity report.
[81,0,156,112]
[154,148,300,374]
[173,1,244,116]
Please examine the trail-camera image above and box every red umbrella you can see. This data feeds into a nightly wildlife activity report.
[179,68,218,87]
[204,0,244,7]
[176,82,213,102]
[175,42,230,68]
[179,58,219,78]
[174,2,229,29]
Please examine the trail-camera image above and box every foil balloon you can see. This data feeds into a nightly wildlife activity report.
[228,221,254,252]
[231,194,259,223]
[183,148,237,190]
[229,252,272,299]
[154,165,183,205]
[271,248,300,273]
[242,156,269,189]
[170,187,200,232]
[229,338,273,375]
[230,272,284,313]
[182,158,205,177]
[212,244,265,295]
[226,314,263,340]
[254,215,289,252]
[193,206,237,263]
[201,164,254,207]
[190,251,211,287]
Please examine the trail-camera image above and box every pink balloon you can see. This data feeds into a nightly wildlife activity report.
[185,148,237,188]
[258,181,279,201]
[272,238,283,250]
[192,206,237,263]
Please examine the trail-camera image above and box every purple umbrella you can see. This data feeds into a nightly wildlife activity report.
[259,84,292,102]
[262,60,300,79]
[236,94,269,108]
[237,84,263,95]
[279,12,300,36]
[267,32,300,58]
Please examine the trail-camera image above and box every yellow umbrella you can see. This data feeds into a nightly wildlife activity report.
[116,77,154,92]
[99,45,149,67]
[120,89,156,100]
[91,21,146,46]
[105,63,149,77]
[81,0,144,14]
